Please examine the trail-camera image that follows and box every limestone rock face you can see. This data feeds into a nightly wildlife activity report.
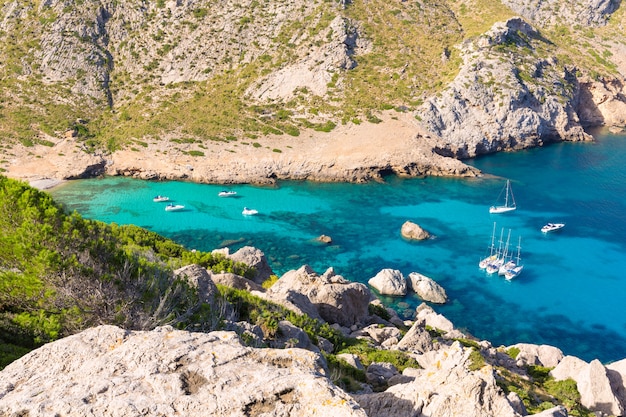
[406,272,447,304]
[395,318,434,354]
[368,269,407,296]
[266,265,371,327]
[416,18,592,159]
[216,246,274,284]
[208,271,264,292]
[607,358,626,410]
[502,0,620,27]
[0,325,367,417]
[415,303,465,339]
[174,264,218,304]
[509,343,564,368]
[551,356,624,416]
[247,16,368,101]
[355,342,521,417]
[400,221,431,240]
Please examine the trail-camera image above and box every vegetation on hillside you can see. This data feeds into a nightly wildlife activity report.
[0,175,252,366]
[1,0,621,156]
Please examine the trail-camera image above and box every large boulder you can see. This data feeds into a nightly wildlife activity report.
[174,264,218,304]
[208,271,264,292]
[400,221,431,241]
[415,303,466,339]
[266,265,372,328]
[508,343,563,368]
[607,358,626,411]
[368,269,407,296]
[551,356,624,416]
[407,272,447,303]
[214,246,274,284]
[395,318,434,354]
[0,325,367,417]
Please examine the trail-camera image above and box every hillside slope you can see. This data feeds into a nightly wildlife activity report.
[0,0,624,184]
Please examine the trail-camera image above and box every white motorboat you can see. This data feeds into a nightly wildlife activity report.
[541,223,565,233]
[165,204,185,212]
[242,207,258,216]
[153,195,170,202]
[489,180,516,214]
[218,190,237,197]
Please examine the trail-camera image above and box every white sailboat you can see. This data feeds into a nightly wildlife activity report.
[485,228,506,274]
[489,180,516,214]
[498,230,514,276]
[479,222,498,269]
[504,236,524,280]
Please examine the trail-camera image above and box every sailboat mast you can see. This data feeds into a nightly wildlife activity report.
[504,180,510,208]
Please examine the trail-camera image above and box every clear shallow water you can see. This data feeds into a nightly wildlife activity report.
[50,130,626,363]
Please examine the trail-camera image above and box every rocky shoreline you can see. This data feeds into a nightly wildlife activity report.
[2,246,625,417]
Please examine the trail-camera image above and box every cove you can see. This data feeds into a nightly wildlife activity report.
[50,130,626,363]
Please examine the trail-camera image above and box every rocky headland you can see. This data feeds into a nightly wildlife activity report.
[2,246,626,416]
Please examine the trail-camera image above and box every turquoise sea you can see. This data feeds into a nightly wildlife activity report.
[49,129,626,363]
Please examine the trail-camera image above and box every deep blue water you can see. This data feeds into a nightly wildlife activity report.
[49,130,626,363]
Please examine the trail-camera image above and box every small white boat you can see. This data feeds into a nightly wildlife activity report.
[165,204,185,212]
[489,180,516,214]
[153,195,170,202]
[242,207,258,216]
[218,190,237,197]
[541,223,565,233]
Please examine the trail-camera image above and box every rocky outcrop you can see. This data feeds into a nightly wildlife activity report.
[247,15,368,101]
[415,303,466,339]
[368,269,407,296]
[174,264,218,304]
[551,356,625,416]
[0,325,366,417]
[417,18,592,159]
[406,272,447,304]
[395,318,434,354]
[355,342,521,417]
[214,246,274,284]
[509,342,564,368]
[502,0,620,27]
[266,265,371,327]
[208,271,264,292]
[400,221,431,240]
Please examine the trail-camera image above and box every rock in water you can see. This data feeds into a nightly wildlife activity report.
[368,269,407,296]
[407,272,447,304]
[0,325,367,417]
[401,221,431,240]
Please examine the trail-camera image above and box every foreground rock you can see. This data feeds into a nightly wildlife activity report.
[0,325,366,417]
[354,342,521,417]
